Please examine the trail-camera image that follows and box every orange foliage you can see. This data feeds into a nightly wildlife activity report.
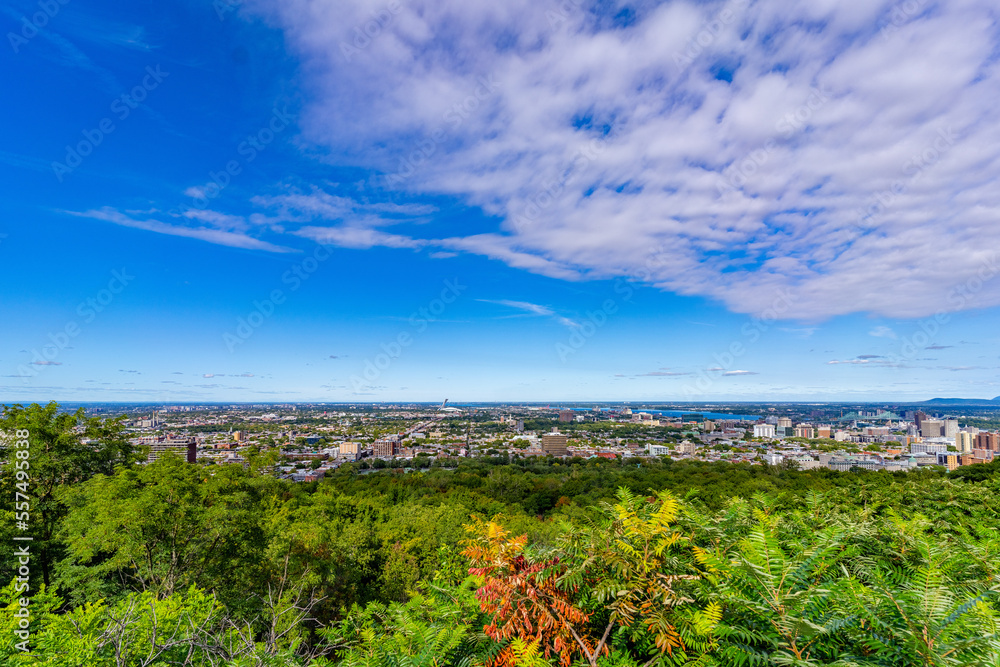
[462,520,596,667]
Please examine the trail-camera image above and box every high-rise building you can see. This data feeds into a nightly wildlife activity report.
[920,419,944,438]
[936,452,959,471]
[753,424,776,438]
[541,431,569,456]
[777,417,793,428]
[676,441,698,455]
[914,411,927,430]
[956,431,974,453]
[910,441,950,454]
[373,435,400,458]
[794,425,815,439]
[943,420,959,438]
[558,409,575,423]
[147,437,197,463]
[975,432,1000,451]
[340,442,363,455]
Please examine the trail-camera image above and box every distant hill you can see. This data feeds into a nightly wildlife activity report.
[920,397,1000,405]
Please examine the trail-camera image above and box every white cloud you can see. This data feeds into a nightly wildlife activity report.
[478,298,579,327]
[869,325,898,339]
[296,224,424,249]
[827,356,904,367]
[638,370,693,377]
[723,370,758,376]
[68,207,298,253]
[246,0,1000,320]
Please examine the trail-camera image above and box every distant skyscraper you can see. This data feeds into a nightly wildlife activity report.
[920,419,944,438]
[956,431,974,453]
[373,435,400,457]
[975,432,999,451]
[914,411,927,430]
[753,424,776,438]
[541,431,569,456]
[943,419,958,438]
[558,409,574,423]
[147,437,196,463]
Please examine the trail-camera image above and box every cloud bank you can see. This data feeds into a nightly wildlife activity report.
[233,0,1000,320]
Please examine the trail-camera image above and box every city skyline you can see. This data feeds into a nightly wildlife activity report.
[3,0,1000,402]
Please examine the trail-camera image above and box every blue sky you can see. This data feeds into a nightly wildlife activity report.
[2,0,999,402]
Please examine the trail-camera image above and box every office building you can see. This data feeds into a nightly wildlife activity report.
[541,431,569,456]
[956,431,974,453]
[943,419,959,438]
[373,436,400,458]
[936,452,960,471]
[920,419,944,438]
[914,411,927,430]
[147,437,197,463]
[340,442,363,455]
[910,440,950,454]
[976,432,1000,451]
[777,417,793,428]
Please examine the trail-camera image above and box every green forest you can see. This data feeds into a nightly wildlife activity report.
[3,402,1000,666]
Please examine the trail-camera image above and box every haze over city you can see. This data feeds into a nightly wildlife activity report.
[3,0,1000,402]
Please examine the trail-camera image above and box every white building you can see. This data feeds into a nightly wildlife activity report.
[754,424,777,438]
[910,440,950,454]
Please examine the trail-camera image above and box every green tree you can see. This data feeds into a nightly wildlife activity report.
[0,402,140,589]
[59,456,271,611]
